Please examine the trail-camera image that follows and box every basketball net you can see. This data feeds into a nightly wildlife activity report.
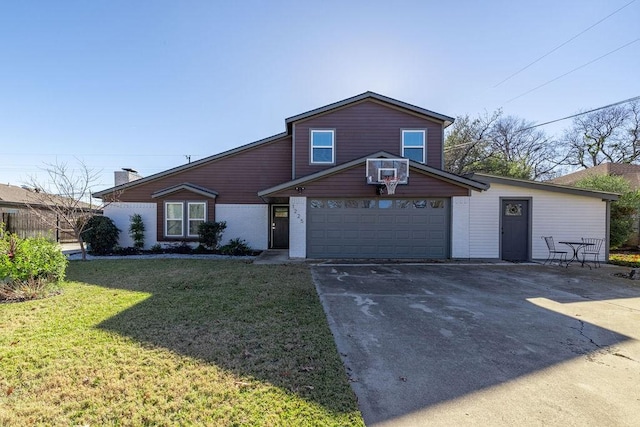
[383,176,400,195]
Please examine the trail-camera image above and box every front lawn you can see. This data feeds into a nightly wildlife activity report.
[0,259,363,426]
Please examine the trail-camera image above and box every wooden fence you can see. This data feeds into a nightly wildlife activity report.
[1,210,77,243]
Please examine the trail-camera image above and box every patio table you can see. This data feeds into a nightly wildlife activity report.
[558,241,595,268]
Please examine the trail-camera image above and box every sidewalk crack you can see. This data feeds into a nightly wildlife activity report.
[570,319,603,349]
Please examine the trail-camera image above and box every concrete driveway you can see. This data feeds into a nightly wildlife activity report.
[311,263,640,426]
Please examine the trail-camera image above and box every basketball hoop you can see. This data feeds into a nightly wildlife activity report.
[382,176,400,195]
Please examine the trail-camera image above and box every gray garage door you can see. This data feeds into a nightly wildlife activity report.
[307,198,450,258]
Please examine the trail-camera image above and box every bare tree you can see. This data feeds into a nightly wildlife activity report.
[562,101,640,168]
[444,111,500,175]
[25,160,102,260]
[445,110,561,180]
[488,115,563,180]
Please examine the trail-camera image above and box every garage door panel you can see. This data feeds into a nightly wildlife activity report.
[412,230,428,239]
[326,230,343,239]
[395,216,410,225]
[307,198,449,258]
[396,230,411,239]
[360,214,378,224]
[309,230,327,239]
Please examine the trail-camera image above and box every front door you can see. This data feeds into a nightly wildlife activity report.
[271,206,289,249]
[501,199,529,261]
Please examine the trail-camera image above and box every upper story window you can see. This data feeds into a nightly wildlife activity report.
[311,129,335,164]
[165,201,206,238]
[402,130,426,163]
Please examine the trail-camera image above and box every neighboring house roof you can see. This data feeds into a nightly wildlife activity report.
[550,163,640,188]
[0,183,95,210]
[0,183,42,205]
[258,151,489,198]
[94,91,455,198]
[470,173,619,201]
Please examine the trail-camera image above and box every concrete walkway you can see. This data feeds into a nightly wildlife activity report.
[252,249,305,265]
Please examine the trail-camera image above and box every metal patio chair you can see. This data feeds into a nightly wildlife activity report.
[581,237,604,268]
[542,236,568,266]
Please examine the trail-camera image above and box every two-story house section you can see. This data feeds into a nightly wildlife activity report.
[94,92,617,261]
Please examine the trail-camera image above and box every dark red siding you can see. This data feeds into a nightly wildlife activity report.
[116,137,292,205]
[294,100,444,179]
[272,165,470,198]
[153,189,216,241]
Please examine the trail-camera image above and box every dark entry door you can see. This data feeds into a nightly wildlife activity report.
[271,206,289,249]
[501,199,529,261]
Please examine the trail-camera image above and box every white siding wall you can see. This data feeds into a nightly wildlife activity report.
[469,183,607,259]
[103,202,157,249]
[451,196,471,258]
[215,204,268,250]
[289,196,307,258]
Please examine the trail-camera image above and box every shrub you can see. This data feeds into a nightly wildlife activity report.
[81,216,120,255]
[0,230,67,301]
[219,238,253,256]
[197,221,227,250]
[149,243,163,254]
[166,241,193,254]
[112,246,139,256]
[129,213,145,250]
[575,175,640,248]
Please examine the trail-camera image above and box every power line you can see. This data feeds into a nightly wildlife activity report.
[493,0,637,88]
[505,38,640,104]
[444,95,640,152]
[517,95,640,132]
[1,153,207,157]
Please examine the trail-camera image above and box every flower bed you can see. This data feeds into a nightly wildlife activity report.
[609,253,640,267]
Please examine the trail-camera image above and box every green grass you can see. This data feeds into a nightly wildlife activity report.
[0,259,364,426]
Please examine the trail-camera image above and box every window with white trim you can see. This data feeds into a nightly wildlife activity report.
[402,130,426,163]
[188,202,206,236]
[311,129,335,164]
[165,201,207,237]
[165,202,184,237]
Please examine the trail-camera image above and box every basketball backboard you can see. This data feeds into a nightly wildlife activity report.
[366,158,409,184]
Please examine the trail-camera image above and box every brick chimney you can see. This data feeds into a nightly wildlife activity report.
[114,168,142,186]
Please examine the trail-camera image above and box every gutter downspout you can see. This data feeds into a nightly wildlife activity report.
[605,199,611,262]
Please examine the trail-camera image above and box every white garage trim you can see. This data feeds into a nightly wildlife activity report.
[451,196,471,258]
[289,197,307,258]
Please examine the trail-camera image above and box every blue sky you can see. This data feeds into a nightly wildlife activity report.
[1,0,638,193]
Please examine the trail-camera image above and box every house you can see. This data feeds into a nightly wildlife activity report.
[93,92,618,261]
[0,183,94,241]
[551,162,640,245]
[550,163,640,188]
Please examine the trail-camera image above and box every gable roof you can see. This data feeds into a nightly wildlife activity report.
[285,91,455,128]
[94,92,455,198]
[470,173,619,201]
[151,183,218,199]
[258,151,488,198]
[93,131,289,198]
